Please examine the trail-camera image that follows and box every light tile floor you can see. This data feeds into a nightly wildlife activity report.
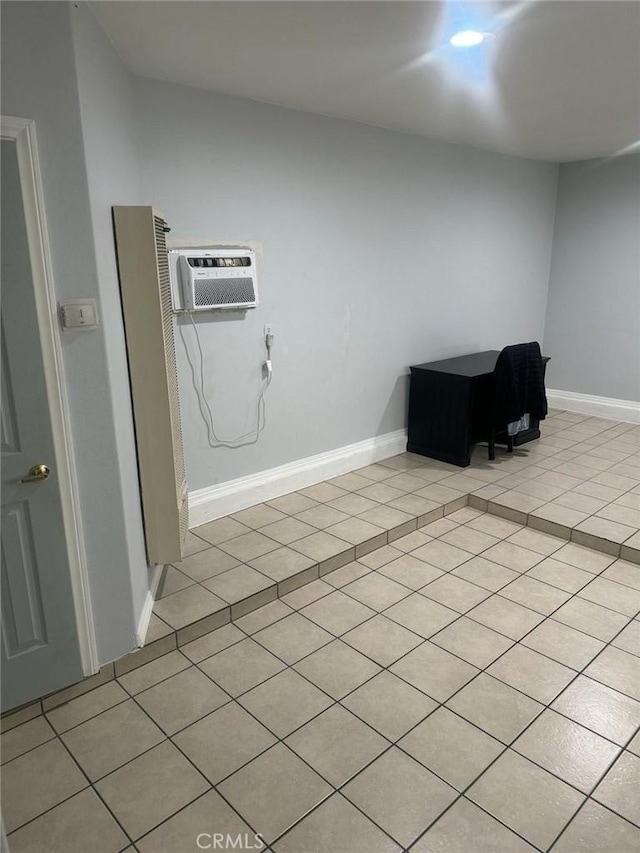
[150,409,640,650]
[3,518,640,847]
[3,410,640,851]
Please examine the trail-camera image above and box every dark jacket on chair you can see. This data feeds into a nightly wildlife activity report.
[493,342,547,428]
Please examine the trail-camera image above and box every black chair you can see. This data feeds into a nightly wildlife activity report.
[487,342,548,461]
[488,425,513,461]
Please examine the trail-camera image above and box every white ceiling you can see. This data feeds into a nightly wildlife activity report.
[92,1,640,162]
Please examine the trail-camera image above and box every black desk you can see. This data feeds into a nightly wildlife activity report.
[407,350,549,467]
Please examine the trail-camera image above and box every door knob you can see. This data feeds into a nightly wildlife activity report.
[19,464,51,484]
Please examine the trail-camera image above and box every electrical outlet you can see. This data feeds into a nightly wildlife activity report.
[264,323,274,341]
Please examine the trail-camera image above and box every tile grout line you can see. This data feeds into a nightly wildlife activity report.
[124,691,271,851]
[5,507,636,755]
[9,509,634,751]
[45,526,520,847]
[6,722,137,847]
[384,592,640,850]
[413,572,640,833]
[21,418,637,721]
[165,481,637,668]
[206,534,640,846]
[5,519,639,848]
[256,610,627,851]
[173,424,640,630]
[4,417,640,846]
[121,623,418,851]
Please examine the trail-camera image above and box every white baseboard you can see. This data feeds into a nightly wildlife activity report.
[189,429,408,526]
[547,389,640,425]
[136,565,163,646]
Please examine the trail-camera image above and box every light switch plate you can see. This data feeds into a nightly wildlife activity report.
[59,299,100,330]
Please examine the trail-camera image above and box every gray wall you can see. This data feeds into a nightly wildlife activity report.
[544,154,640,401]
[70,5,151,619]
[2,2,147,665]
[133,78,559,491]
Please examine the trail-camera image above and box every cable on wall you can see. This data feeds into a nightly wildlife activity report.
[179,313,272,449]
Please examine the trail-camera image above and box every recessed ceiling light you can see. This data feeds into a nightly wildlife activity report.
[449,30,493,48]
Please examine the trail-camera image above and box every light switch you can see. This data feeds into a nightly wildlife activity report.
[59,299,100,330]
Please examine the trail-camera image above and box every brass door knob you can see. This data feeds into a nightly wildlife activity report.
[19,464,51,484]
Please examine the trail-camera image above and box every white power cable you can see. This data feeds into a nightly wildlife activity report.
[188,314,266,446]
[179,313,271,449]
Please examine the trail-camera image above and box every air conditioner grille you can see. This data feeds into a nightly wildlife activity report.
[194,277,255,307]
[154,215,186,497]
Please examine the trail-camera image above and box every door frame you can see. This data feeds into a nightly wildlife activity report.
[1,115,98,677]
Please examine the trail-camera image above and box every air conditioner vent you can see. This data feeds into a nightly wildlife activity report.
[194,277,256,307]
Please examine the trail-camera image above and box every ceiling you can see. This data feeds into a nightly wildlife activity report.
[92,1,640,162]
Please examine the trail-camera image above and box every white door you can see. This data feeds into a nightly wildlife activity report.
[1,125,89,711]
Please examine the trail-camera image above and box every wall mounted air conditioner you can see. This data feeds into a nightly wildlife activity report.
[169,248,258,312]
